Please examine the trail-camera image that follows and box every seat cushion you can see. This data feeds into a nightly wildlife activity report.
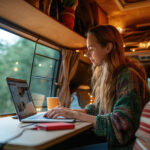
[133,101,150,149]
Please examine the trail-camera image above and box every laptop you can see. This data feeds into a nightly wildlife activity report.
[6,77,75,123]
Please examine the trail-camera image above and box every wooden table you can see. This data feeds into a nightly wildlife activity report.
[0,116,93,150]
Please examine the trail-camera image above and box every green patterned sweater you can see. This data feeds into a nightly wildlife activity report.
[85,67,150,150]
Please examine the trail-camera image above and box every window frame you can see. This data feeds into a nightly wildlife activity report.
[30,49,61,97]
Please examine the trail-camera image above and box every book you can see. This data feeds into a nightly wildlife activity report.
[36,122,75,131]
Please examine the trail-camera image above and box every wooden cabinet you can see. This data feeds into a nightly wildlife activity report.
[0,0,86,50]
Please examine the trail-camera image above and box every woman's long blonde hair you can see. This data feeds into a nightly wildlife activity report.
[88,25,147,113]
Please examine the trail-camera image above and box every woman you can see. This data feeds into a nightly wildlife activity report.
[44,25,150,149]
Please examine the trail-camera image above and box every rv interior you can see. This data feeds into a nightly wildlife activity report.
[0,0,150,109]
[1,1,150,149]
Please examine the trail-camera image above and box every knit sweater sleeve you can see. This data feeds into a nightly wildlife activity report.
[85,103,97,115]
[89,68,147,145]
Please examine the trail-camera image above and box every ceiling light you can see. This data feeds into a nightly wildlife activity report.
[76,50,80,53]
[139,41,150,48]
[117,27,123,33]
[131,49,135,52]
[83,54,87,57]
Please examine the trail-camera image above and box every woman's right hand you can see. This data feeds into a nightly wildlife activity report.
[44,106,76,119]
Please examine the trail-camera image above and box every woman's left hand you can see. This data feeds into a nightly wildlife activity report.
[44,106,75,119]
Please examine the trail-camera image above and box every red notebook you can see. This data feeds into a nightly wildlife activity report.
[36,122,75,131]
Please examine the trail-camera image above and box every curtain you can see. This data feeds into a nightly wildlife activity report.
[56,49,79,107]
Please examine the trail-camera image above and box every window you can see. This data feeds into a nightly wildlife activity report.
[0,28,60,115]
[30,44,60,111]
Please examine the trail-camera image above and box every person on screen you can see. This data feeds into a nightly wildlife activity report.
[44,25,150,150]
[17,87,35,116]
[17,87,26,112]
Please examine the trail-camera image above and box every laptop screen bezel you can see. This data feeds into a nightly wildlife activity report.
[6,77,37,121]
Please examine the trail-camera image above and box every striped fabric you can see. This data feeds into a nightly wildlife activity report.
[133,101,150,150]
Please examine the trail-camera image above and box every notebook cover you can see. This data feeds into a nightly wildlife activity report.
[36,122,75,131]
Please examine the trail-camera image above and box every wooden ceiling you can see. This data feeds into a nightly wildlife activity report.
[95,0,150,52]
[95,0,150,28]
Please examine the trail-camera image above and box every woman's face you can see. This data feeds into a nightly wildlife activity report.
[86,33,109,66]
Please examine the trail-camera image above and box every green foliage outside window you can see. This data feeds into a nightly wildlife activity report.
[0,28,60,114]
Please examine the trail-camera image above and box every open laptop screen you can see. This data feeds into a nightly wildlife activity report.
[6,78,36,120]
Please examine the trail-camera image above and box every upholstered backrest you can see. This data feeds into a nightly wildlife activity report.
[133,101,150,150]
[76,89,91,108]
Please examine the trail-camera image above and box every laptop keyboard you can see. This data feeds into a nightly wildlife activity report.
[28,113,46,120]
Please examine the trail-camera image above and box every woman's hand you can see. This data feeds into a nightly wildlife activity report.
[44,106,75,119]
[44,106,96,127]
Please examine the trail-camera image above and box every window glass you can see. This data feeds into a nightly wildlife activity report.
[0,28,60,114]
[0,28,35,114]
[32,55,57,78]
[36,44,60,60]
[30,44,60,111]
[148,78,150,88]
[30,78,53,110]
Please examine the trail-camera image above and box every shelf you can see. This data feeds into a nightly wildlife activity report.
[0,0,86,50]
